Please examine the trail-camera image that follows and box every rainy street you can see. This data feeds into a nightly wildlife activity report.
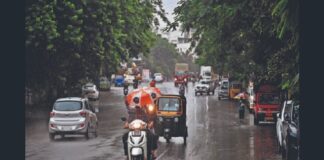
[26,82,282,160]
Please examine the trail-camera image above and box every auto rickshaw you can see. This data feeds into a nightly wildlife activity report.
[229,81,242,99]
[154,94,188,144]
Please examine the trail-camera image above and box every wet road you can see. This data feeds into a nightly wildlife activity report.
[26,82,281,160]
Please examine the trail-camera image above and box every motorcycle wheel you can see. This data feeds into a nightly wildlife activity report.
[166,138,170,143]
[131,155,144,160]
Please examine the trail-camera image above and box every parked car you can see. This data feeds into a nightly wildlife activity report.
[154,73,164,83]
[283,103,300,160]
[99,76,111,91]
[114,75,125,87]
[218,81,229,100]
[194,79,214,96]
[82,83,100,100]
[48,97,98,140]
[276,100,293,153]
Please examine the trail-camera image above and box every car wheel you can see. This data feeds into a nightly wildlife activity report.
[49,133,55,141]
[254,116,259,125]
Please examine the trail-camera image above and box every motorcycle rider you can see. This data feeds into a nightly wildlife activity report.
[150,77,156,87]
[122,100,158,159]
[179,83,185,96]
[239,97,245,120]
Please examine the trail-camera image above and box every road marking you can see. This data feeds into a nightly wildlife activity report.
[156,147,170,160]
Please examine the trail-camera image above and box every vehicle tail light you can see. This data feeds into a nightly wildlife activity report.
[50,124,55,128]
[50,112,55,117]
[80,111,87,117]
[80,123,85,128]
[176,112,181,115]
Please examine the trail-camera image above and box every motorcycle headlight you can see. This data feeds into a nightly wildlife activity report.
[133,122,141,129]
[184,78,187,82]
[174,117,179,122]
[250,95,254,100]
[174,78,177,81]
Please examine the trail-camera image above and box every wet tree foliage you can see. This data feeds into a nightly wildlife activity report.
[25,0,171,103]
[172,0,299,98]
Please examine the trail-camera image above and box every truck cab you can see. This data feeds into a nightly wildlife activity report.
[253,84,281,125]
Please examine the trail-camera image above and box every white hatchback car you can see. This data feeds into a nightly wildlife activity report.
[82,83,99,100]
[276,100,293,152]
[48,97,98,140]
[154,73,163,83]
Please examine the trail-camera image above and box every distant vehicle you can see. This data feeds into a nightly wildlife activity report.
[154,73,163,83]
[174,63,189,87]
[200,66,212,80]
[283,104,300,160]
[142,69,151,83]
[247,86,255,113]
[276,100,293,153]
[124,74,135,84]
[253,84,281,125]
[48,97,98,140]
[99,76,111,91]
[218,80,229,100]
[229,81,242,99]
[194,79,214,96]
[82,83,99,101]
[114,75,125,87]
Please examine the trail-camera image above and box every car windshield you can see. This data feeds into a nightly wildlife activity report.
[200,81,210,85]
[54,101,82,111]
[158,98,181,112]
[175,71,185,76]
[231,84,241,89]
[259,94,280,105]
[204,72,211,76]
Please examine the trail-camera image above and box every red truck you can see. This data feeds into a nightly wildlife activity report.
[174,63,189,87]
[253,84,281,125]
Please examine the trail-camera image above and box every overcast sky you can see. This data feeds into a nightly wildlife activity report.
[159,0,180,28]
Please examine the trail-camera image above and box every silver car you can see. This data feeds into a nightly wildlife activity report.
[48,97,98,140]
[82,83,100,100]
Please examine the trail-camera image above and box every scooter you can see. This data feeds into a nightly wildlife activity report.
[179,85,185,96]
[121,118,152,160]
[124,86,129,96]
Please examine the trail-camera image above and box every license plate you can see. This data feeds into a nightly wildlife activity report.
[265,117,273,121]
[62,126,72,131]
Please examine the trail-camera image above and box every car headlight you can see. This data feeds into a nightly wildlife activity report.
[174,117,179,122]
[159,117,163,122]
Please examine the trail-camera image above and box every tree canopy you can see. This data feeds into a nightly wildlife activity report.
[26,0,171,103]
[172,0,299,98]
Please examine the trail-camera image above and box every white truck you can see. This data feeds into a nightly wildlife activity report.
[200,66,212,80]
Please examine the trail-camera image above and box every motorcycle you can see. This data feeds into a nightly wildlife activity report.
[121,118,153,160]
[179,85,185,96]
[133,79,139,89]
[124,85,129,96]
